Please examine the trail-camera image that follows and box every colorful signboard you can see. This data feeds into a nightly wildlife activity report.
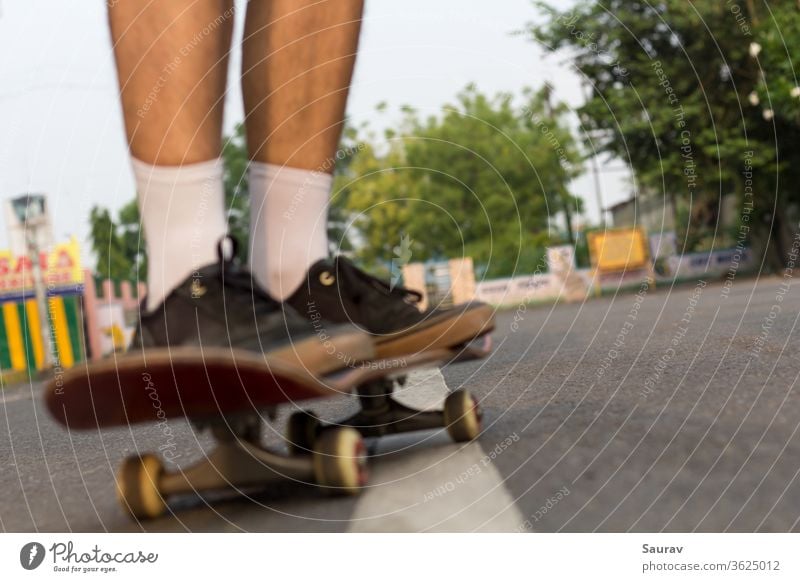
[0,237,83,297]
[0,238,85,372]
[588,227,651,272]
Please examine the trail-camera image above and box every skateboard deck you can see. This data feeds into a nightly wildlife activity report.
[44,337,491,521]
[327,335,490,389]
[47,339,490,431]
[46,347,336,430]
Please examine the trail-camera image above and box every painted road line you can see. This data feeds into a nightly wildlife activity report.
[348,368,524,532]
[0,388,35,404]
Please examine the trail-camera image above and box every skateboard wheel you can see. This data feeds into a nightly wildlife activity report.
[286,410,321,455]
[444,391,482,442]
[312,428,368,495]
[116,454,167,520]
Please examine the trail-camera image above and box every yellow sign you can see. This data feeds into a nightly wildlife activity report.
[588,228,650,272]
[0,237,84,295]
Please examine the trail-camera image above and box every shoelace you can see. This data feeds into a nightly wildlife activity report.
[216,236,278,317]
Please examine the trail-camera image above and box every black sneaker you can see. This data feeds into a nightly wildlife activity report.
[131,241,373,376]
[284,256,495,359]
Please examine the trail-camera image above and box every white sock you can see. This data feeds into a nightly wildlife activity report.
[132,158,228,311]
[248,162,332,300]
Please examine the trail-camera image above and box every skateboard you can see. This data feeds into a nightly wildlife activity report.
[45,339,490,520]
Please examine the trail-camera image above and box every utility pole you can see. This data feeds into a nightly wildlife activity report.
[11,195,54,368]
[589,148,605,226]
[580,82,606,226]
[543,85,575,244]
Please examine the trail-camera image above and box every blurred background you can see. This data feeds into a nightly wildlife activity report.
[0,0,797,370]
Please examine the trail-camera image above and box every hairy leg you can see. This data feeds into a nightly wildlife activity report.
[241,0,364,169]
[241,0,364,299]
[109,0,234,310]
[109,0,234,165]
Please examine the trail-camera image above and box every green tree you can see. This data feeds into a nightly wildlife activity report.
[529,0,800,268]
[328,121,367,254]
[333,86,581,278]
[89,200,145,281]
[222,123,250,259]
[751,2,800,123]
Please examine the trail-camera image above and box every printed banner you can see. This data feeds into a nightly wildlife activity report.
[0,237,83,297]
[588,227,651,272]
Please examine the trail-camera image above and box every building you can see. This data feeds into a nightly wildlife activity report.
[607,192,676,231]
[608,190,742,235]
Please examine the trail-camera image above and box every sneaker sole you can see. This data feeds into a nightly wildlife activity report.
[271,329,375,376]
[373,303,495,360]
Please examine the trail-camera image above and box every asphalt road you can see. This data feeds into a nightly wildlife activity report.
[2,274,799,532]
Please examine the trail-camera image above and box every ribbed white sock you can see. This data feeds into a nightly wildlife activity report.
[248,162,332,300]
[132,158,228,311]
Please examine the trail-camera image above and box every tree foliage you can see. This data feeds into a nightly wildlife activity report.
[221,123,250,259]
[529,0,800,267]
[751,1,800,122]
[89,200,145,282]
[333,86,581,278]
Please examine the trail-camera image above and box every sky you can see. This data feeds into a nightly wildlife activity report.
[0,0,630,255]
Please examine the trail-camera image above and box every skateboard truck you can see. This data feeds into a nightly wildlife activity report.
[286,377,482,455]
[284,337,491,456]
[117,412,368,521]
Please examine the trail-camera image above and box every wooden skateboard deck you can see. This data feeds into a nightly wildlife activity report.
[46,348,335,430]
[326,336,490,390]
[46,338,491,431]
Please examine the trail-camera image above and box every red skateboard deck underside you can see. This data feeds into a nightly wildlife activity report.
[46,338,491,430]
[46,349,332,430]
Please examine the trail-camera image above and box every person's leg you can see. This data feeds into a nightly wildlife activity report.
[109,0,233,310]
[241,0,493,358]
[242,0,364,300]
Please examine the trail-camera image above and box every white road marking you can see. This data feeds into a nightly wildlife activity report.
[0,389,35,405]
[347,368,524,532]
